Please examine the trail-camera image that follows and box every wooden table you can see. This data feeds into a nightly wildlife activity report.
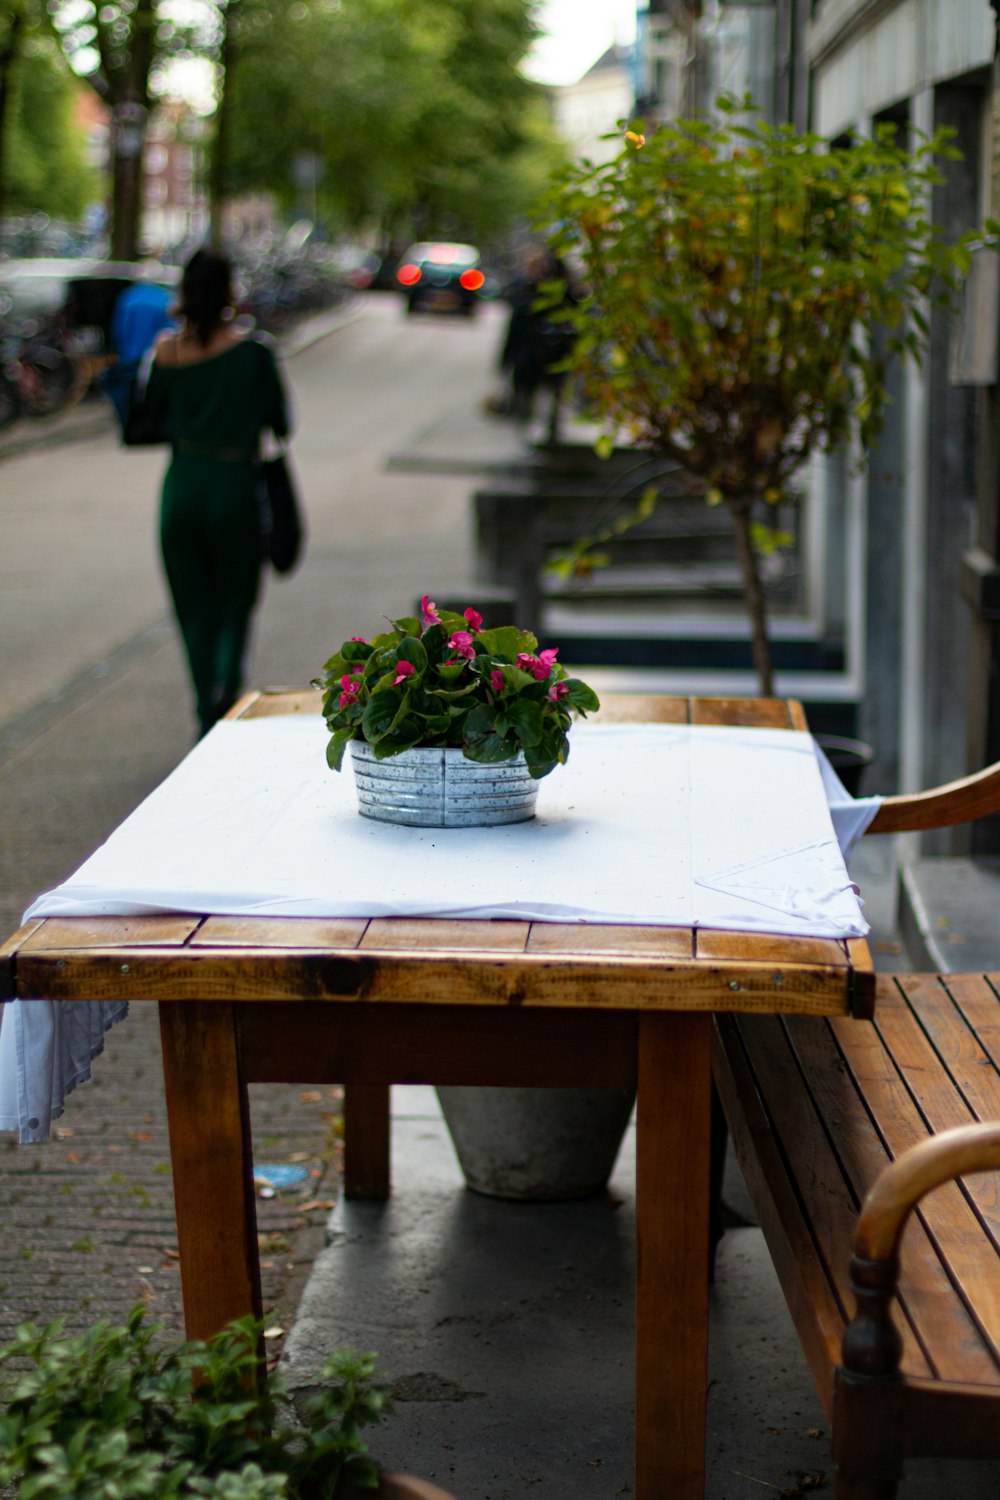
[0,691,876,1500]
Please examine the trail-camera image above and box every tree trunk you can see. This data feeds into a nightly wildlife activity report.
[208,0,241,248]
[106,0,156,261]
[110,145,144,260]
[0,10,24,230]
[727,496,775,698]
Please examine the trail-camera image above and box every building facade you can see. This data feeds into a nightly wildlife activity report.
[807,0,998,854]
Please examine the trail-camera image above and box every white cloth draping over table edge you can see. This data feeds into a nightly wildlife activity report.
[2,718,883,1142]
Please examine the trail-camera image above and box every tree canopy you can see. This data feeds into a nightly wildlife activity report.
[221,0,559,245]
[0,14,95,224]
[545,99,996,692]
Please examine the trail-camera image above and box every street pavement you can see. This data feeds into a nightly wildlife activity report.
[1,295,997,1497]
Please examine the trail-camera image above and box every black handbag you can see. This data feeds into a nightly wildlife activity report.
[121,352,170,447]
[257,450,304,575]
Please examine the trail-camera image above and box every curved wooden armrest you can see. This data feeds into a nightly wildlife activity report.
[865,762,1000,834]
[841,1122,1000,1380]
[854,1121,1000,1262]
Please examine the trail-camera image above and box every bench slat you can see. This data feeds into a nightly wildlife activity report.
[944,972,1000,1064]
[712,1014,849,1413]
[792,1012,1000,1385]
[737,1016,936,1386]
[752,1017,936,1380]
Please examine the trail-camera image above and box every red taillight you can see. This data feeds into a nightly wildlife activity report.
[397,263,422,286]
[459,269,485,291]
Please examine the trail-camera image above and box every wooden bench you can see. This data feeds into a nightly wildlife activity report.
[712,760,1000,1499]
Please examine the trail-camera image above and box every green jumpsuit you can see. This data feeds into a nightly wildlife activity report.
[145,337,290,737]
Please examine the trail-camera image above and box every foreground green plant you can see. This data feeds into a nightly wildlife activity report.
[544,96,997,693]
[314,595,600,779]
[0,1308,389,1498]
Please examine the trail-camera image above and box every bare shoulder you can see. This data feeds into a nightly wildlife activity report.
[153,331,181,367]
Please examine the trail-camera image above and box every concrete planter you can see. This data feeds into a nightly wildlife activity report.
[435,1085,635,1201]
[350,742,538,828]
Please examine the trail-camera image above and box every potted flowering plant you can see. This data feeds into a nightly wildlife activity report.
[313,595,600,827]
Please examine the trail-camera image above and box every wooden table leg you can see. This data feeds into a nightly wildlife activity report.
[159,1002,262,1342]
[635,1011,712,1500]
[343,1083,391,1198]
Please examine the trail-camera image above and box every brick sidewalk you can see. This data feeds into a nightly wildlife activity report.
[0,1002,343,1361]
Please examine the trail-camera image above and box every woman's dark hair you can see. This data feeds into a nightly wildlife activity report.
[178,249,233,347]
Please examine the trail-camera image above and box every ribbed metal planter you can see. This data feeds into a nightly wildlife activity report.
[349,742,539,827]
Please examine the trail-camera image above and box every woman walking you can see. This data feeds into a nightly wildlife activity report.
[144,249,291,737]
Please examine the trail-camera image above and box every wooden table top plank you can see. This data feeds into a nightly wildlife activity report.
[12,945,862,1013]
[591,693,691,724]
[0,919,45,999]
[235,690,810,733]
[238,688,319,718]
[360,918,531,952]
[19,915,203,951]
[690,697,796,729]
[525,924,693,957]
[192,916,370,949]
[696,931,849,967]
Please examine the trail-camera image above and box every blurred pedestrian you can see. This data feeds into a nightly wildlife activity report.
[498,243,578,444]
[143,248,292,737]
[103,279,177,433]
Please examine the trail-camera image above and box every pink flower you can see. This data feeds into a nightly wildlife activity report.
[449,630,476,660]
[463,607,483,632]
[350,636,367,643]
[516,649,558,681]
[420,594,441,628]
[339,674,361,709]
[547,681,569,702]
[393,660,416,686]
[349,661,365,674]
[490,669,506,692]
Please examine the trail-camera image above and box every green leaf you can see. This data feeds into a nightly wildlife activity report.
[362,689,404,741]
[395,635,427,672]
[504,696,544,747]
[475,626,537,658]
[562,680,601,713]
[325,728,355,772]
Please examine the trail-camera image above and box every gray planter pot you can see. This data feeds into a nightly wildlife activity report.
[435,1085,635,1201]
[350,742,538,827]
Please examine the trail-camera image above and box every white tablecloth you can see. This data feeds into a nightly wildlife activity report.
[1,718,882,1141]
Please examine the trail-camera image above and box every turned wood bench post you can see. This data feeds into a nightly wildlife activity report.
[832,1122,1000,1500]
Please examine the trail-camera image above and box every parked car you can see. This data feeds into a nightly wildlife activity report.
[396,241,485,317]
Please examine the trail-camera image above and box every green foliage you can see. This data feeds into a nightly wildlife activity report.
[312,597,600,781]
[545,97,995,501]
[223,0,558,241]
[0,1308,389,1499]
[541,96,998,693]
[3,36,96,219]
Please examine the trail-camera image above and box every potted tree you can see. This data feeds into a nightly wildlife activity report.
[0,1309,458,1499]
[543,97,995,696]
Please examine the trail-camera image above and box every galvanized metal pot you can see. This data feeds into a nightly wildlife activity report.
[349,742,538,828]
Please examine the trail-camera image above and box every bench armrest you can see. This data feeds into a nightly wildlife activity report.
[866,763,1000,833]
[841,1122,1000,1379]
